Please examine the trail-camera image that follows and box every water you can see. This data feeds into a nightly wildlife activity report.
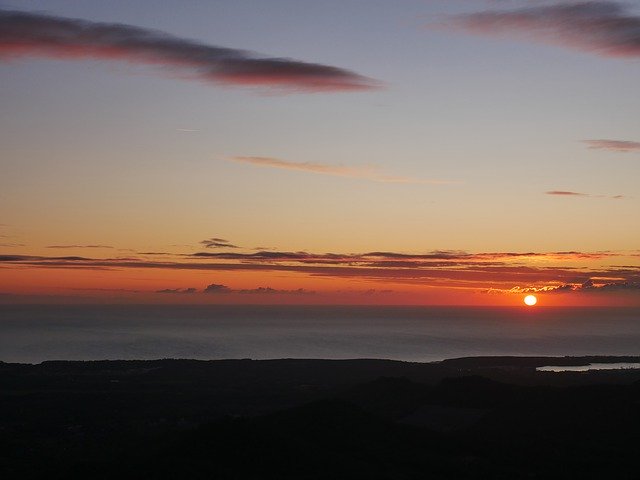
[1,305,639,364]
[537,363,640,372]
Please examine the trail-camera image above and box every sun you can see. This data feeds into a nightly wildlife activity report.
[524,295,538,306]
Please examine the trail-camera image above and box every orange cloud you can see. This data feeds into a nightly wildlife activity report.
[2,250,638,296]
[230,156,455,184]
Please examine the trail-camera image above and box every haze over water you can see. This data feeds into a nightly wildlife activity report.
[1,305,639,364]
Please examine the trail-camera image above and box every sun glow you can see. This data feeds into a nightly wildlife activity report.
[524,295,538,306]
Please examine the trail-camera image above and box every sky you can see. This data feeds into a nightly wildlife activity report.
[1,0,639,306]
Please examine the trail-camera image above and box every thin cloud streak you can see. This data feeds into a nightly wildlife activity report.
[203,284,315,295]
[2,250,638,290]
[546,190,588,196]
[200,238,239,249]
[46,244,114,249]
[156,287,197,294]
[546,190,624,199]
[231,156,455,185]
[502,278,640,295]
[584,139,640,152]
[448,1,640,58]
[0,9,378,92]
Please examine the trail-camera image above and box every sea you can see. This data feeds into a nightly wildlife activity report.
[1,305,639,364]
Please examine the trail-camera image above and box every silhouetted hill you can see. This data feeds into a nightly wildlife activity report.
[2,357,640,479]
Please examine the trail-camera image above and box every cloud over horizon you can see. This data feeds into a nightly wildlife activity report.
[2,249,638,294]
[156,287,197,294]
[0,9,377,92]
[203,283,314,295]
[448,1,640,59]
[505,278,640,295]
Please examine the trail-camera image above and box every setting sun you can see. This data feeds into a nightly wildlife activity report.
[524,295,538,306]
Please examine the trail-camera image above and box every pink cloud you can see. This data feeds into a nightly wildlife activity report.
[584,139,640,152]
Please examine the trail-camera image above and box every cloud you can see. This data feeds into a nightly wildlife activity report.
[0,243,25,247]
[6,250,620,262]
[546,190,588,196]
[580,278,640,291]
[584,139,640,152]
[70,287,142,293]
[508,278,640,294]
[0,9,377,92]
[46,244,114,249]
[1,249,619,269]
[448,1,640,58]
[192,250,313,260]
[137,252,177,256]
[202,283,314,295]
[235,287,315,295]
[156,287,197,294]
[546,190,623,199]
[200,237,239,249]
[360,288,395,296]
[203,283,233,294]
[3,249,638,291]
[230,156,454,184]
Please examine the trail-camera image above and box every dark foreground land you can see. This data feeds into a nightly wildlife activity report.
[2,356,640,479]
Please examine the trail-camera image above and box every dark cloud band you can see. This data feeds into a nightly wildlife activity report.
[2,250,638,291]
[448,1,640,59]
[0,9,377,92]
[202,284,313,295]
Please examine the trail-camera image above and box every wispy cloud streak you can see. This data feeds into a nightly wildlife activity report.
[546,190,588,196]
[0,9,377,92]
[200,238,239,249]
[46,244,114,249]
[504,278,640,295]
[546,190,624,199]
[203,284,314,295]
[231,156,454,184]
[156,287,197,294]
[2,250,638,291]
[584,139,640,152]
[448,1,640,58]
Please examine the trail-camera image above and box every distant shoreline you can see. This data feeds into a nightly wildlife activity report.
[3,354,640,367]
